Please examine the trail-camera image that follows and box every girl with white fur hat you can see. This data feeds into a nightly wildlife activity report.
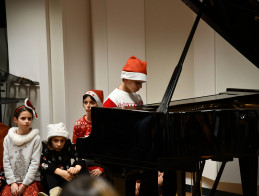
[39,122,88,196]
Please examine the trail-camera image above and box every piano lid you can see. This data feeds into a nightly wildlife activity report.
[182,0,259,68]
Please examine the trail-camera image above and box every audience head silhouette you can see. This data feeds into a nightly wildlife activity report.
[60,176,118,196]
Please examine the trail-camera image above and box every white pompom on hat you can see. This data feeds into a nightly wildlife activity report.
[84,90,104,107]
[47,122,69,140]
[121,56,147,81]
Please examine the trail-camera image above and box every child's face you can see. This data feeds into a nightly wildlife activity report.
[124,79,144,93]
[14,111,33,132]
[51,136,66,151]
[83,96,98,113]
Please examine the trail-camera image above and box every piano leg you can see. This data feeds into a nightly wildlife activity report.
[191,161,205,196]
[239,156,258,196]
[209,161,226,196]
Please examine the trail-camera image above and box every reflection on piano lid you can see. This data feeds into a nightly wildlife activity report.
[0,70,39,85]
[182,0,259,68]
[145,88,259,112]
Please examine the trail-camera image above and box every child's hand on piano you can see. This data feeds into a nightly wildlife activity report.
[89,168,102,176]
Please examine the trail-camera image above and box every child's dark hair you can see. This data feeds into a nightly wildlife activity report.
[83,94,96,103]
[14,105,33,119]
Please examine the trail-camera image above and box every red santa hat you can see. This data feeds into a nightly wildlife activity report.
[121,56,147,81]
[24,98,38,119]
[14,98,38,119]
[84,90,104,107]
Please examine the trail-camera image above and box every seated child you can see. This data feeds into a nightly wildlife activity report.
[103,56,177,196]
[39,122,87,196]
[103,56,159,196]
[73,90,104,177]
[103,56,145,108]
[1,98,43,196]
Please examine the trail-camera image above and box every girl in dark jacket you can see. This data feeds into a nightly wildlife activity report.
[39,122,88,196]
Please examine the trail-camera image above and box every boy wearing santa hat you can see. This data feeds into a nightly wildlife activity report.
[103,56,146,108]
[103,56,159,196]
[73,90,105,177]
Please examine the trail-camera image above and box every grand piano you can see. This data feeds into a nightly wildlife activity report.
[77,0,259,195]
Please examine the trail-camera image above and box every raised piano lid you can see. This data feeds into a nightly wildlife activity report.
[182,0,259,68]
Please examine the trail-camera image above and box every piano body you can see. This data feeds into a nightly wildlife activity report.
[77,0,259,195]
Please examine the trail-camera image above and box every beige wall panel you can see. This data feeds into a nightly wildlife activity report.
[91,0,109,97]
[145,0,195,104]
[106,0,146,102]
[6,0,50,139]
[193,19,215,97]
[215,34,259,93]
[62,0,93,134]
[49,0,66,126]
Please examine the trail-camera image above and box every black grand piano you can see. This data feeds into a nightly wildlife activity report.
[77,0,259,195]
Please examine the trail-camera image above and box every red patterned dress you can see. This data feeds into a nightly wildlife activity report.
[73,115,104,173]
[73,115,92,143]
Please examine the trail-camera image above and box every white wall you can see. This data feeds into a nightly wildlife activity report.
[194,19,215,97]
[216,33,259,92]
[145,0,195,104]
[92,0,147,102]
[6,0,51,139]
[91,0,109,96]
[48,0,66,126]
[62,0,93,133]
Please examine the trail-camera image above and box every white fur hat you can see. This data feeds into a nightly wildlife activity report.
[47,122,69,140]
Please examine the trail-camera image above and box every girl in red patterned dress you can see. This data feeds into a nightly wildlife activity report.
[72,90,104,177]
[1,98,44,196]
